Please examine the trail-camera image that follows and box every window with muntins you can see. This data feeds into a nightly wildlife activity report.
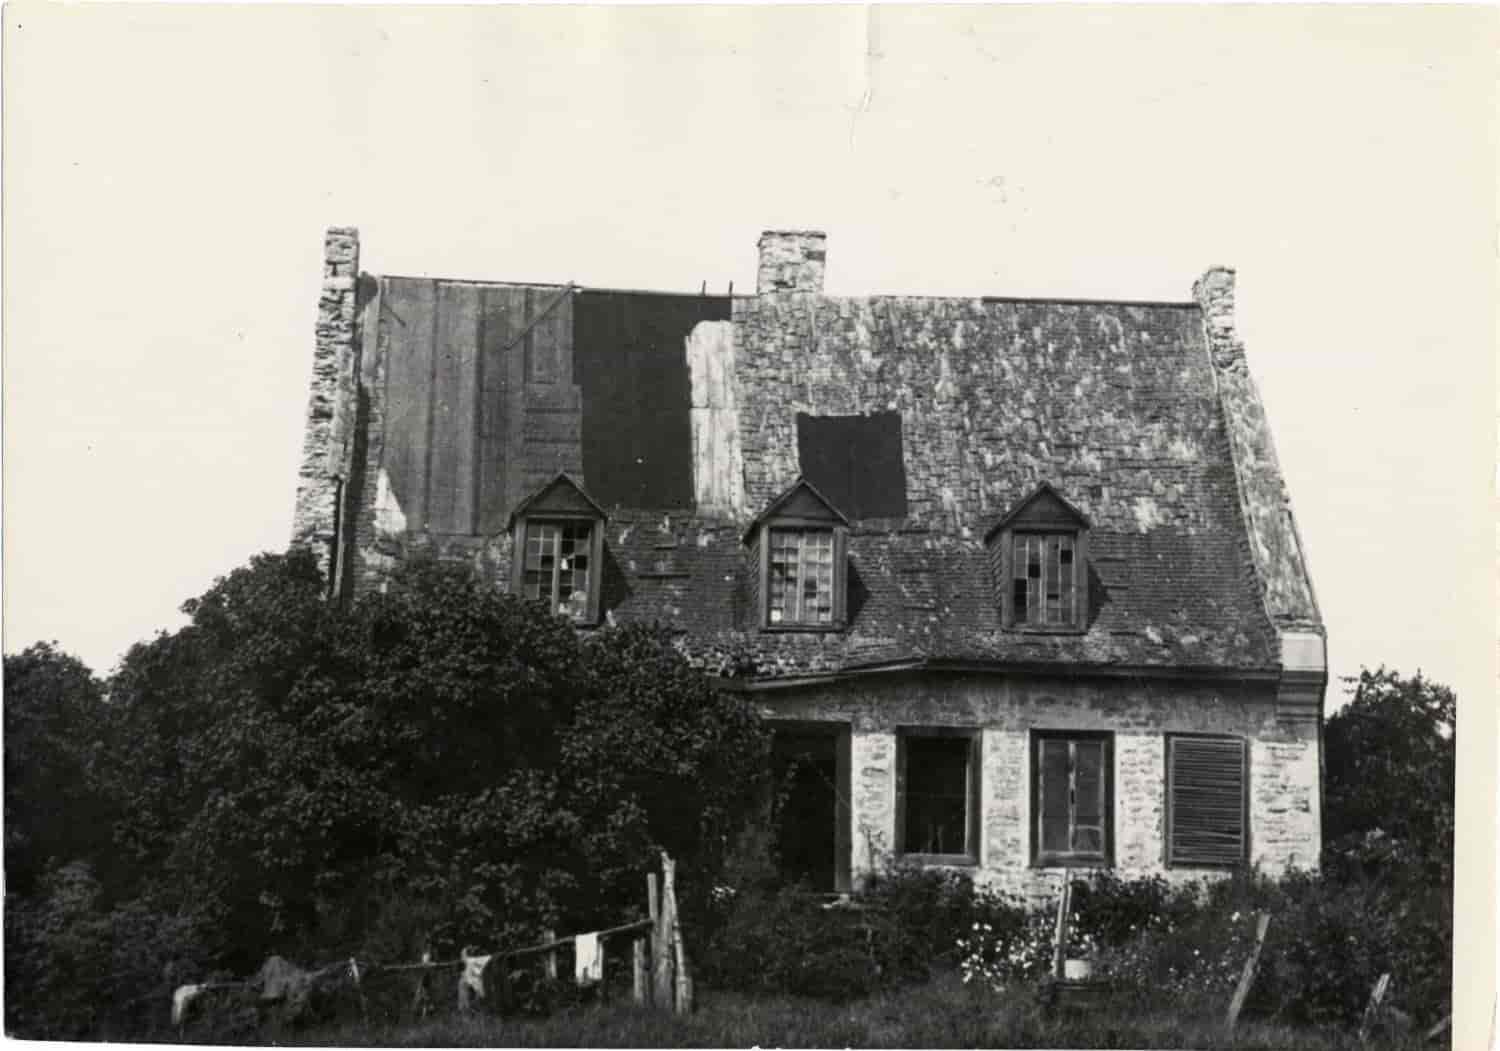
[1033,732,1112,866]
[897,730,980,863]
[522,520,595,621]
[1012,533,1079,627]
[747,478,849,632]
[1166,735,1249,868]
[769,528,836,626]
[988,483,1091,631]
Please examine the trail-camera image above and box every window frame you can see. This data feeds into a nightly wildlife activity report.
[895,727,982,867]
[1030,730,1114,868]
[510,512,605,626]
[756,517,849,632]
[1164,733,1250,869]
[1002,527,1088,633]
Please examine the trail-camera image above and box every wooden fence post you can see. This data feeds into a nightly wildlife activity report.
[543,929,558,981]
[650,869,673,1009]
[1225,911,1272,1034]
[663,852,694,1014]
[632,935,649,1005]
[1359,973,1392,1045]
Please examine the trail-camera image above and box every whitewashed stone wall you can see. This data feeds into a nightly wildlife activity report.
[760,672,1319,905]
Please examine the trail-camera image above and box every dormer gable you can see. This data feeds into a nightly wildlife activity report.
[742,477,851,544]
[506,472,609,532]
[983,481,1091,543]
[508,473,607,625]
[986,482,1090,632]
[744,477,851,631]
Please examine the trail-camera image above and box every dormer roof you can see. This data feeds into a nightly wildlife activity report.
[505,472,608,533]
[742,476,851,545]
[983,482,1092,544]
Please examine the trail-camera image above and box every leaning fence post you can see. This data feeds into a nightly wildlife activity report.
[662,852,694,1014]
[1359,973,1392,1045]
[1225,911,1272,1034]
[650,868,673,1009]
[1051,870,1072,981]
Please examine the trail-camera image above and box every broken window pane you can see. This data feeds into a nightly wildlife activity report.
[522,520,593,621]
[769,527,836,626]
[1034,734,1111,864]
[1014,531,1080,627]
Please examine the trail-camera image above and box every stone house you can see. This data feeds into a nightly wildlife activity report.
[292,227,1326,901]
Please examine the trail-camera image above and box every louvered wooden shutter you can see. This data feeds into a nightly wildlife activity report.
[1166,736,1248,867]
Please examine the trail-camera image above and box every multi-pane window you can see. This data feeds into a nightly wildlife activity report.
[899,733,979,860]
[1034,732,1111,865]
[768,528,836,626]
[1166,735,1249,868]
[1012,533,1079,627]
[522,520,593,621]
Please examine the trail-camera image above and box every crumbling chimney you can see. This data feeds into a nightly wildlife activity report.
[1192,266,1244,372]
[756,230,827,294]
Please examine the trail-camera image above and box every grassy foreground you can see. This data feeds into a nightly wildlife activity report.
[280,972,1430,1050]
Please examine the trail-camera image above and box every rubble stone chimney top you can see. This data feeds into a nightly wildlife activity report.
[757,230,827,294]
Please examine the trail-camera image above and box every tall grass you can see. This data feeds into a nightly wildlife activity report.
[267,972,1433,1050]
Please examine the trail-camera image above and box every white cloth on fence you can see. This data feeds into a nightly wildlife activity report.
[171,984,203,1025]
[574,931,601,986]
[459,948,492,1007]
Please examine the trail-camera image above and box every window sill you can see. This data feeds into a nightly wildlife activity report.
[1032,856,1111,869]
[1006,625,1088,636]
[900,853,978,869]
[761,623,846,634]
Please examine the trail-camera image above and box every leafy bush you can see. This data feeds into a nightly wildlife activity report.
[5,862,214,1039]
[703,866,1035,1002]
[698,884,886,1001]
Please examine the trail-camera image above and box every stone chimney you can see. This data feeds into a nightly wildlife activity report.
[1192,266,1244,372]
[291,227,362,585]
[756,230,827,294]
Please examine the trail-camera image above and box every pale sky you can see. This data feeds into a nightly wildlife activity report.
[4,3,1495,720]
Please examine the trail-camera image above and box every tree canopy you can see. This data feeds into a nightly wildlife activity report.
[4,548,770,1036]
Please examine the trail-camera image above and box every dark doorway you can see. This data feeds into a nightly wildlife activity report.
[771,728,850,892]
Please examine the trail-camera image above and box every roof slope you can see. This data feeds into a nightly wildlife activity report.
[349,277,1288,678]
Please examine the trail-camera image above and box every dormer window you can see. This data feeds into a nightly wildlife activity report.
[986,483,1090,632]
[746,478,850,631]
[507,473,607,625]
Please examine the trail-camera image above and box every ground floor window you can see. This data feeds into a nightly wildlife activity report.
[1165,734,1249,867]
[897,729,980,863]
[1033,731,1112,866]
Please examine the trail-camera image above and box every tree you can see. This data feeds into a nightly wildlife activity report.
[1323,667,1455,882]
[95,548,770,973]
[3,642,110,896]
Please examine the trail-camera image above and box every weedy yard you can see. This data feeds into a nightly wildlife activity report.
[266,972,1429,1050]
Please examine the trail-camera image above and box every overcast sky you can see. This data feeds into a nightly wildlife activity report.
[4,4,1494,717]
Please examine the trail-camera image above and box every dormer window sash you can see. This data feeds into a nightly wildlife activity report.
[507,473,607,627]
[747,478,851,633]
[988,482,1091,633]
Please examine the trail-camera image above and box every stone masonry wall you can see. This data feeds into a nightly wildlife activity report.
[291,228,362,582]
[757,673,1319,905]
